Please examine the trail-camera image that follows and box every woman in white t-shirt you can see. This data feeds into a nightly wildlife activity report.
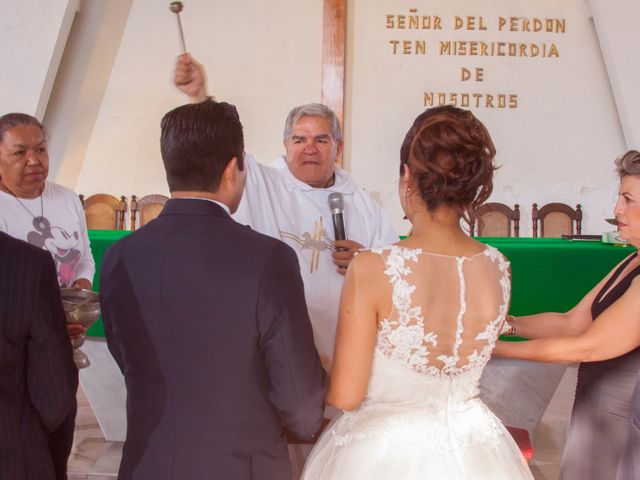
[0,111,96,480]
[0,113,95,329]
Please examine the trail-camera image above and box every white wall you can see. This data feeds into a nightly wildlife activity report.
[73,0,324,198]
[588,0,640,149]
[1,0,78,118]
[347,0,627,236]
[44,0,134,187]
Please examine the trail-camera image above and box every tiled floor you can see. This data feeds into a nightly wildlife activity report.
[66,366,578,479]
[67,387,122,480]
[529,365,578,480]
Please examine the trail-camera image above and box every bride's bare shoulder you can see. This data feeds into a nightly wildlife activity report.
[350,248,388,276]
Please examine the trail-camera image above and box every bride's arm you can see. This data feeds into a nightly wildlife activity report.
[326,253,381,411]
[494,277,640,363]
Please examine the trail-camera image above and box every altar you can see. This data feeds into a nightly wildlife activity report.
[81,231,633,441]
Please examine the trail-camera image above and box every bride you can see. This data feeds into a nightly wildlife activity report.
[302,106,533,479]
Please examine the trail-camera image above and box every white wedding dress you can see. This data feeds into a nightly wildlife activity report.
[302,245,533,479]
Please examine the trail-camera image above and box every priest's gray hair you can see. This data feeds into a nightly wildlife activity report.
[615,150,640,178]
[283,103,342,144]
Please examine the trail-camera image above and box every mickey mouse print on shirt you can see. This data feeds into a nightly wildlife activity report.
[26,216,81,287]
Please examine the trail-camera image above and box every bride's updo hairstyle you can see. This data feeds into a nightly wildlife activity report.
[400,106,496,223]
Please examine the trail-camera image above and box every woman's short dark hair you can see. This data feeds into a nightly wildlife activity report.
[0,113,46,142]
[160,99,244,193]
[400,105,496,222]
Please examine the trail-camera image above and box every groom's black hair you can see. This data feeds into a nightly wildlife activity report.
[160,99,244,193]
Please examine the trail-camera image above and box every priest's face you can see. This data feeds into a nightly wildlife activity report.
[284,116,343,188]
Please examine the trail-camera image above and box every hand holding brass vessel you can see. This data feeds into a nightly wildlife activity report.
[61,288,100,369]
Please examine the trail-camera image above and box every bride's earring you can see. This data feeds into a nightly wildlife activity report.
[402,187,411,220]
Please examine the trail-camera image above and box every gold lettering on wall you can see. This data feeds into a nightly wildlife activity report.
[454,16,488,30]
[383,9,567,110]
[461,67,484,82]
[437,41,560,58]
[424,92,518,109]
[497,16,566,33]
[386,10,443,29]
[389,40,427,54]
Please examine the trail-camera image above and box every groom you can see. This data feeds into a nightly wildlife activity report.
[100,100,326,479]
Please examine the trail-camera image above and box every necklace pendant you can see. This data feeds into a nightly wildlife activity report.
[33,216,49,231]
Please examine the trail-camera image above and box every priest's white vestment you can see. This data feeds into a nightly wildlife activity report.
[234,154,398,362]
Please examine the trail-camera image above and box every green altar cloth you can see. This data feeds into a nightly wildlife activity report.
[86,230,129,336]
[86,231,634,337]
[483,237,633,314]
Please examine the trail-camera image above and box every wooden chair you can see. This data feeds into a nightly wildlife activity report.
[79,194,127,230]
[130,194,169,230]
[469,203,520,237]
[532,203,582,238]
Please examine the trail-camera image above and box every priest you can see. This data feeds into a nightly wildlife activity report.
[174,54,397,366]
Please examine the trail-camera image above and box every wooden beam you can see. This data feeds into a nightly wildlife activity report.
[322,0,346,159]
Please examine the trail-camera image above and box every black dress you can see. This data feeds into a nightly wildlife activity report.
[561,253,640,480]
[616,368,640,479]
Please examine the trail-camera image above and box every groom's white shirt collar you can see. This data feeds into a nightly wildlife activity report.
[180,197,231,215]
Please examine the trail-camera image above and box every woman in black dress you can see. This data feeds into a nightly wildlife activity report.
[494,150,640,480]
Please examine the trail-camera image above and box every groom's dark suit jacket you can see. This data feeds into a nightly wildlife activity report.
[100,199,326,480]
[0,232,78,480]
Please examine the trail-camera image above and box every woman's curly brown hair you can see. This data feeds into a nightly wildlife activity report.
[400,106,496,224]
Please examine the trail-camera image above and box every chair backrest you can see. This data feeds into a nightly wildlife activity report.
[532,202,582,238]
[79,194,127,230]
[130,194,169,230]
[470,203,520,237]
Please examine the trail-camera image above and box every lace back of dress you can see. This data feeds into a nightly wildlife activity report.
[375,246,510,376]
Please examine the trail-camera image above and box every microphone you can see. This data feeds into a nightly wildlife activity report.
[328,192,346,242]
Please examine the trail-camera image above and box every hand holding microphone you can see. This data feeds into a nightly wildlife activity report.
[328,193,346,243]
[328,193,364,275]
